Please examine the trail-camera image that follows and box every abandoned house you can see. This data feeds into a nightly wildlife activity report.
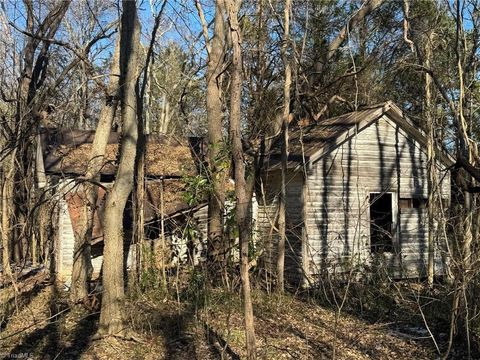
[36,129,208,282]
[34,101,450,286]
[256,101,453,285]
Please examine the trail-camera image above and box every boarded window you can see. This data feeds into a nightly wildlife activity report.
[370,193,393,253]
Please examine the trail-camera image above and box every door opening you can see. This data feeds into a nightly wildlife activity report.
[370,193,393,253]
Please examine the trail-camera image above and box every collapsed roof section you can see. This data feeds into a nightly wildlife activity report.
[39,129,198,179]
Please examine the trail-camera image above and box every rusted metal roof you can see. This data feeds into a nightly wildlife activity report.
[40,129,197,178]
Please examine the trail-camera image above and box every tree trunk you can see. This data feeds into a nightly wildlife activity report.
[308,0,383,89]
[424,31,436,286]
[4,0,71,277]
[70,39,121,303]
[204,0,228,279]
[445,3,475,354]
[1,157,15,280]
[98,0,140,336]
[133,150,145,282]
[225,0,256,357]
[70,185,94,301]
[277,0,292,293]
[133,7,163,284]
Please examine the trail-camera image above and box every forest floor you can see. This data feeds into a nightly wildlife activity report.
[0,270,472,359]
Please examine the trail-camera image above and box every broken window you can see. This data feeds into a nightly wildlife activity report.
[370,193,394,253]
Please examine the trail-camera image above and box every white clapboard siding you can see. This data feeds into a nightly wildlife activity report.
[57,198,75,279]
[305,117,450,279]
[256,171,306,284]
[257,114,451,285]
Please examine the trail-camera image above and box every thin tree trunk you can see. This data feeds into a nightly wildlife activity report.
[445,3,474,354]
[1,156,15,280]
[225,0,256,357]
[70,39,121,303]
[198,0,228,278]
[133,4,164,283]
[424,31,436,286]
[70,184,93,301]
[277,0,292,293]
[160,177,167,289]
[133,153,145,281]
[98,0,140,336]
[133,98,145,284]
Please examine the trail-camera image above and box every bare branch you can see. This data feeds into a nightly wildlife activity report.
[195,0,211,53]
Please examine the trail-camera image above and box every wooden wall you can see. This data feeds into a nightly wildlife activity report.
[256,171,306,284]
[256,115,452,284]
[304,116,450,279]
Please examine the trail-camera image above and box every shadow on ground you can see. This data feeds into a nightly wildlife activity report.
[2,283,98,360]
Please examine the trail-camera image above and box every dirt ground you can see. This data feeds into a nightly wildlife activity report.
[0,270,462,359]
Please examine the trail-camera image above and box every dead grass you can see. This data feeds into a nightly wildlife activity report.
[200,290,436,359]
[0,274,454,360]
[0,274,218,360]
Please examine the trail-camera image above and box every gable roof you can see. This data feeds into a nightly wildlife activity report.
[268,101,454,170]
[39,129,197,178]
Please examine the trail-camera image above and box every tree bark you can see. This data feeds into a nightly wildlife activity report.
[70,39,121,303]
[225,0,256,357]
[98,0,140,336]
[201,0,228,278]
[69,184,94,301]
[445,3,475,354]
[277,0,292,293]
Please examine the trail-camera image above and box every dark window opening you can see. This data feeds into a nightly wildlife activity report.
[370,193,393,253]
[100,174,115,183]
[413,198,427,208]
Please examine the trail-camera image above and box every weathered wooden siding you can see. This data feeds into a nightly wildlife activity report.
[57,198,75,279]
[256,171,305,284]
[305,115,450,278]
[396,208,444,276]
